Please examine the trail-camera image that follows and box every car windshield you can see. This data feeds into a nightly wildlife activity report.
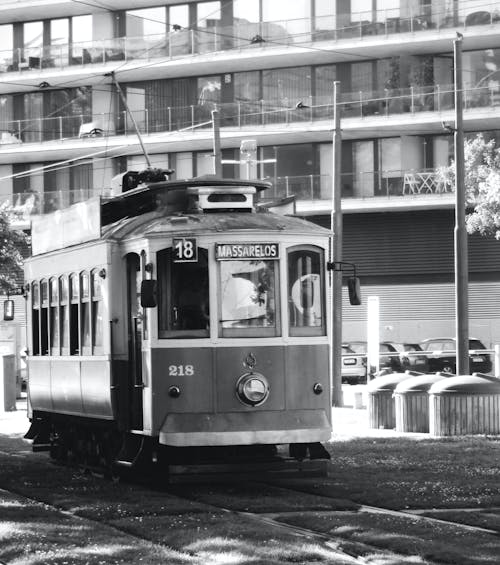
[342,345,355,355]
[470,339,486,350]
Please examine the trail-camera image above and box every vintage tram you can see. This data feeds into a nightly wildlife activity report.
[24,175,339,477]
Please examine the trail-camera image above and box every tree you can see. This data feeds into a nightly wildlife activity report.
[0,203,27,294]
[440,133,500,239]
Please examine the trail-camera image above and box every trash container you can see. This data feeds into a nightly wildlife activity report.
[394,374,448,433]
[367,372,415,429]
[429,375,500,436]
[0,354,16,412]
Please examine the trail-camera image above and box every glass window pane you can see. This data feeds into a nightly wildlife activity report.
[220,260,276,329]
[169,5,189,28]
[127,8,166,36]
[60,276,68,302]
[72,15,92,44]
[50,278,58,303]
[70,274,79,301]
[50,307,59,350]
[234,0,259,22]
[92,270,103,299]
[81,272,89,299]
[41,279,48,304]
[158,248,209,337]
[92,301,103,348]
[81,302,90,347]
[24,22,43,49]
[263,67,311,107]
[288,248,324,335]
[197,2,221,27]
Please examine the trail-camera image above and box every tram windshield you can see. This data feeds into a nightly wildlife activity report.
[219,260,278,337]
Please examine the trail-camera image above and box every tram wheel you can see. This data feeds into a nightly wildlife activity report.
[289,443,308,461]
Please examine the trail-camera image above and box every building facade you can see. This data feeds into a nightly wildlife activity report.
[1,0,500,347]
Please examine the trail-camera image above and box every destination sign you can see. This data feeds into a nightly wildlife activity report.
[216,243,279,260]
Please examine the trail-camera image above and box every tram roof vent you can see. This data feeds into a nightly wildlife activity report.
[187,186,256,213]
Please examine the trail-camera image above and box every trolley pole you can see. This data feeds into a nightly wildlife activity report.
[454,35,469,375]
[212,109,222,177]
[331,81,343,407]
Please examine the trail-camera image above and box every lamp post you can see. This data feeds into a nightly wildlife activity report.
[454,34,469,375]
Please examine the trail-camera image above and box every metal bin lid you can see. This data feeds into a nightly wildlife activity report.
[429,375,500,395]
[394,373,448,394]
[366,372,414,393]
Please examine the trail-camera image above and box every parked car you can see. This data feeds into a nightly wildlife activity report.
[344,341,402,376]
[341,344,367,385]
[382,342,429,373]
[420,337,492,375]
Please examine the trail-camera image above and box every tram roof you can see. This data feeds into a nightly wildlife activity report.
[101,209,330,241]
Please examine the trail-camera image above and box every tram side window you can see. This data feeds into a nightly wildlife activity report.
[40,279,49,355]
[157,248,209,338]
[49,277,59,355]
[288,246,325,337]
[69,273,79,355]
[91,269,103,352]
[219,259,279,338]
[59,276,69,355]
[31,282,40,356]
[80,271,91,354]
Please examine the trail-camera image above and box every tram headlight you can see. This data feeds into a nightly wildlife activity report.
[236,373,270,407]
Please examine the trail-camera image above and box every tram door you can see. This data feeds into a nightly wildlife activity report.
[126,253,143,430]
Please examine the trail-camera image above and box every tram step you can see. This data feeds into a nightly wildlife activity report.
[115,434,146,468]
[32,443,51,452]
[166,458,328,484]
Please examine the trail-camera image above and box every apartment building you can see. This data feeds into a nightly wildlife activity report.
[0,0,500,348]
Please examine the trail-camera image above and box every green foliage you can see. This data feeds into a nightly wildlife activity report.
[0,203,27,294]
[440,134,500,239]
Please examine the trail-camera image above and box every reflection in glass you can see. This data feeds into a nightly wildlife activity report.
[220,260,276,329]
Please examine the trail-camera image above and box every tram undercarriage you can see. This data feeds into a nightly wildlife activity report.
[25,412,330,480]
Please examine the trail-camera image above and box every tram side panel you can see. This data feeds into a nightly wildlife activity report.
[26,242,121,422]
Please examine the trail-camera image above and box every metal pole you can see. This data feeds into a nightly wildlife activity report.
[212,109,222,177]
[331,81,343,407]
[109,72,152,168]
[454,35,469,375]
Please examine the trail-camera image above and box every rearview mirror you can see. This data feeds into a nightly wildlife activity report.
[347,277,361,306]
[3,299,14,321]
[140,280,157,308]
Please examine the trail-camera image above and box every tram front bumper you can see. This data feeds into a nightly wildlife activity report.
[159,409,331,446]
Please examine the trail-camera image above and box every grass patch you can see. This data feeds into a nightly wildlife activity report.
[322,436,500,510]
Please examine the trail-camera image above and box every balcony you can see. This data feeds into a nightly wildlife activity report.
[0,83,497,148]
[5,169,454,227]
[0,3,499,76]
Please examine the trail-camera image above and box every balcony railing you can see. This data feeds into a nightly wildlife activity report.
[1,82,498,145]
[261,171,453,203]
[5,169,451,222]
[0,2,498,74]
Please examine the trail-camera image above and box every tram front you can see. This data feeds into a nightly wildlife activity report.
[139,212,333,462]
